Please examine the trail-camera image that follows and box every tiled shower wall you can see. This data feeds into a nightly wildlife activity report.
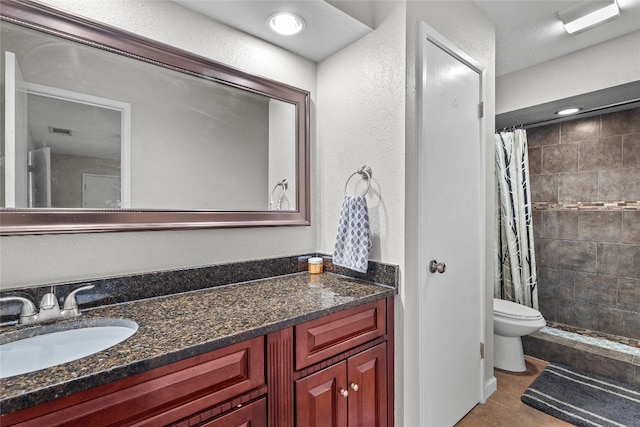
[527,107,640,340]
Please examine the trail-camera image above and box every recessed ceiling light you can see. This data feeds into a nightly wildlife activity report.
[558,0,620,35]
[267,12,305,36]
[556,107,582,116]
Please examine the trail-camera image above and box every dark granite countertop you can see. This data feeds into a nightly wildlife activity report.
[0,272,394,415]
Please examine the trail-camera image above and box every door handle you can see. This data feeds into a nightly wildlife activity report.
[429,260,446,274]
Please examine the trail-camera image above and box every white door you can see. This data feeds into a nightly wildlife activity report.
[28,147,51,207]
[82,174,121,208]
[419,25,484,426]
[4,51,29,208]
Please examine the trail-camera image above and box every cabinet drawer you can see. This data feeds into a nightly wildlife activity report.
[295,299,386,370]
[198,398,267,427]
[2,337,265,427]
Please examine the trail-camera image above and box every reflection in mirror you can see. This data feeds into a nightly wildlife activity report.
[26,85,127,209]
[1,20,296,211]
[0,0,309,234]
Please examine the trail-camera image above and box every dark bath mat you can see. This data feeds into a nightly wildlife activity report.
[521,362,640,427]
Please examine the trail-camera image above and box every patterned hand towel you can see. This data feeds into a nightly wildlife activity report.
[333,195,372,273]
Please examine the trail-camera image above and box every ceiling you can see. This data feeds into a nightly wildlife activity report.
[28,0,640,148]
[173,0,640,127]
[28,94,121,159]
[173,0,372,62]
[474,0,640,77]
[174,0,640,76]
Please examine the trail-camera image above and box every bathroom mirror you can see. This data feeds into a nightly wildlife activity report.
[0,0,310,234]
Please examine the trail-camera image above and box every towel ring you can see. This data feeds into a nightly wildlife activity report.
[344,165,372,197]
[271,179,288,199]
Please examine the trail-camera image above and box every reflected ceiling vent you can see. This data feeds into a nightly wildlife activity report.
[48,126,72,136]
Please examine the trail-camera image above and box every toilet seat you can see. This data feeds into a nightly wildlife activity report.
[494,298,543,320]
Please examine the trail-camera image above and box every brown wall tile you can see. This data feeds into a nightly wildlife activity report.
[578,211,622,243]
[578,136,622,171]
[528,147,542,175]
[561,116,600,143]
[541,211,578,239]
[559,171,598,202]
[623,133,640,168]
[622,310,640,340]
[528,123,560,147]
[536,238,557,267]
[531,175,557,202]
[555,299,576,325]
[527,109,639,338]
[574,272,618,306]
[571,302,598,330]
[537,295,556,321]
[594,306,625,338]
[598,168,640,201]
[542,144,579,173]
[556,240,597,272]
[597,243,640,279]
[617,278,640,312]
[538,267,574,300]
[601,107,640,137]
[623,211,640,243]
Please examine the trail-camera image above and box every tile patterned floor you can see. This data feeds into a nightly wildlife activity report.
[456,356,573,427]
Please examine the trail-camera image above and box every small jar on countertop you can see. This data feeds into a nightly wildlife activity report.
[308,257,323,274]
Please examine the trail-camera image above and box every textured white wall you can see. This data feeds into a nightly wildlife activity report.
[497,30,640,114]
[0,0,318,289]
[317,4,407,423]
[319,1,495,424]
[403,2,496,425]
[317,4,406,267]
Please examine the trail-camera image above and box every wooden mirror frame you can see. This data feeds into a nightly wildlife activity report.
[0,0,310,235]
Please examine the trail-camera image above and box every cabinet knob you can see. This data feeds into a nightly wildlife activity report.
[340,388,349,398]
[350,383,359,392]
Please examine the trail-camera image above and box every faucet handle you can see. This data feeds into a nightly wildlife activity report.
[0,296,38,324]
[62,285,95,317]
[40,292,60,310]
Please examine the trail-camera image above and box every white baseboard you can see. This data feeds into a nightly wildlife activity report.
[482,376,498,402]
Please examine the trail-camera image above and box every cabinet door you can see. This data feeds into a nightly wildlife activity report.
[295,362,348,427]
[347,343,387,427]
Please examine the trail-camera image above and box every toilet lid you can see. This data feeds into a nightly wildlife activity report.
[494,298,543,320]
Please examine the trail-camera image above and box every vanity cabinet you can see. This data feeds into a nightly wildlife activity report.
[268,298,393,427]
[296,343,387,427]
[1,338,267,427]
[1,297,394,427]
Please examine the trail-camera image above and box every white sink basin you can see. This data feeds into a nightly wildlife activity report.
[0,318,138,379]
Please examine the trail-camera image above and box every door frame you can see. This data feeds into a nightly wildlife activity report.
[24,81,132,208]
[417,21,489,424]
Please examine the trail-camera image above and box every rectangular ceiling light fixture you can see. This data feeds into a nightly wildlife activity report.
[558,0,620,35]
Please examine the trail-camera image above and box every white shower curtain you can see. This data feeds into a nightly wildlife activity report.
[495,129,538,309]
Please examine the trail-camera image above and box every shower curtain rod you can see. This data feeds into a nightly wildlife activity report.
[497,98,640,132]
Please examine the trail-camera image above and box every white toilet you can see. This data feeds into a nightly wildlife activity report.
[493,298,546,372]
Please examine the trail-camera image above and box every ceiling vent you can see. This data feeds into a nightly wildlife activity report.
[48,126,72,136]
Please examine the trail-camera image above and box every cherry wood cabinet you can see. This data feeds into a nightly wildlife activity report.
[294,299,386,370]
[296,361,348,427]
[295,344,387,427]
[1,338,266,427]
[195,398,267,427]
[268,298,393,427]
[1,296,394,427]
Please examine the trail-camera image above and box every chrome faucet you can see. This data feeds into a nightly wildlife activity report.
[0,285,95,325]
